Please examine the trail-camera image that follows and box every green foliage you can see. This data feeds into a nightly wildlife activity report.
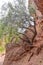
[0,46,5,53]
[0,0,36,53]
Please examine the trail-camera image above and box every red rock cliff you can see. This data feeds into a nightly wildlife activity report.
[34,0,43,14]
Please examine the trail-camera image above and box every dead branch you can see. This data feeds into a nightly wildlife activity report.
[32,21,37,43]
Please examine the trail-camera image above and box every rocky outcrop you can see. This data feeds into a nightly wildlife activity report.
[34,0,43,14]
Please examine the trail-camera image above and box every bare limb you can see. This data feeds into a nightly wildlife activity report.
[32,21,37,43]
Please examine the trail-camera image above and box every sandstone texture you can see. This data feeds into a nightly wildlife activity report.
[34,0,43,14]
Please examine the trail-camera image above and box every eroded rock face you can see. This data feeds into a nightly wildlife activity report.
[3,42,31,65]
[34,0,43,14]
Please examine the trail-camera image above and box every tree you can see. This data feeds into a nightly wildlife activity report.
[0,0,37,44]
